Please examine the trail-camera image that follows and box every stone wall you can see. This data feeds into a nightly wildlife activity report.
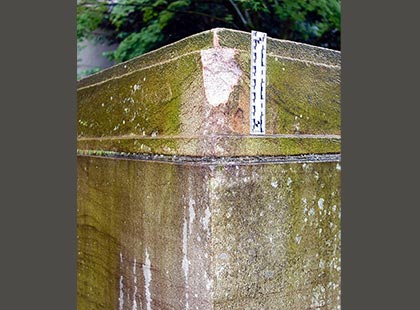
[77,28,341,310]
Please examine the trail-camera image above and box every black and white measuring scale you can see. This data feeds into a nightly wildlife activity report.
[250,30,267,135]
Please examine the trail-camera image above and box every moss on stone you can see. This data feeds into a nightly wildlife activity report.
[78,29,340,158]
[78,135,339,157]
[232,51,340,136]
[266,56,340,135]
[209,161,340,309]
[78,148,340,309]
[77,156,216,310]
[77,30,214,88]
[78,52,202,138]
[78,28,341,310]
[216,28,340,67]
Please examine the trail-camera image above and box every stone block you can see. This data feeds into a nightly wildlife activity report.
[77,28,341,310]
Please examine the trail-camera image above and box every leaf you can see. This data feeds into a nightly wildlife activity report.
[167,0,191,11]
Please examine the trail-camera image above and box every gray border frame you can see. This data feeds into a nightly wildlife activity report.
[342,0,419,309]
[2,1,419,309]
[1,1,77,309]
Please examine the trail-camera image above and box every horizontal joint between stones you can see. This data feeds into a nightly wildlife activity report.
[76,149,341,165]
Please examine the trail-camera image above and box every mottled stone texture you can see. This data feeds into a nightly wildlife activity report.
[77,28,340,157]
[77,157,214,310]
[77,28,341,310]
[210,161,340,310]
[78,157,340,310]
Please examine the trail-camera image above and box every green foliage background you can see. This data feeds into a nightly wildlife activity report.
[77,0,340,72]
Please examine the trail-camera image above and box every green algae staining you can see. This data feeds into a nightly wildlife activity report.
[78,29,340,139]
[266,56,340,135]
[77,155,340,310]
[78,52,201,138]
[77,28,340,310]
[209,161,340,309]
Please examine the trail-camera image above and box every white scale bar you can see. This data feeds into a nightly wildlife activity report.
[250,30,267,135]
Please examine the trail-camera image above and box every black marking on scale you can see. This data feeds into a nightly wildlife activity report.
[250,31,267,135]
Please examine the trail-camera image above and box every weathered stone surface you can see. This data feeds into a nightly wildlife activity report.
[77,135,340,158]
[210,160,341,310]
[77,28,340,157]
[78,156,340,310]
[77,28,341,310]
[77,157,214,310]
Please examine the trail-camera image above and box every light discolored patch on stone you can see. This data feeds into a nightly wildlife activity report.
[77,156,340,310]
[78,28,340,156]
[77,27,341,310]
[201,48,242,107]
